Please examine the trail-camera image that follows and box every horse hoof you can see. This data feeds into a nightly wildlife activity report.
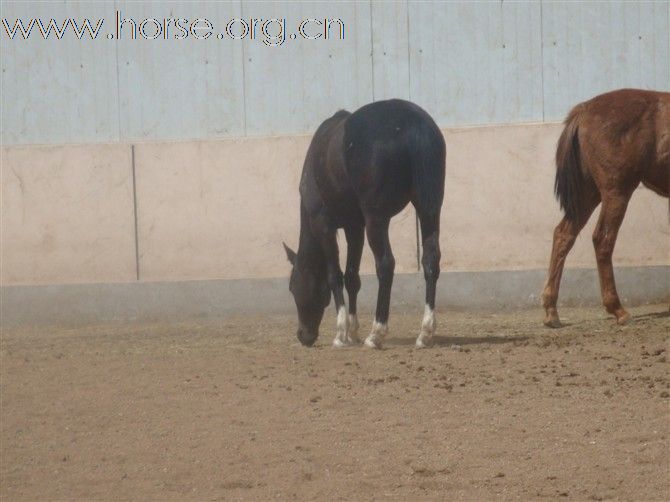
[364,335,383,350]
[332,338,348,348]
[415,334,433,348]
[543,316,562,328]
[616,311,631,325]
[333,334,360,348]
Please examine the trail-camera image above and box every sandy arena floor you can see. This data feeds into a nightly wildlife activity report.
[1,304,669,501]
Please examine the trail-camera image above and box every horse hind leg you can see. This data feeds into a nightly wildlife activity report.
[592,191,633,325]
[542,194,599,327]
[415,211,441,348]
[363,217,394,349]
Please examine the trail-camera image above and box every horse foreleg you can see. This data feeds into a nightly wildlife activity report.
[317,228,350,348]
[416,212,441,348]
[344,225,365,344]
[542,197,598,327]
[364,218,394,349]
[592,192,632,325]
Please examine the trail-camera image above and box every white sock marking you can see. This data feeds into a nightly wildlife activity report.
[332,306,351,348]
[416,305,435,348]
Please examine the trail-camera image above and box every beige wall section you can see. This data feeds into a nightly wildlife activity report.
[2,123,668,286]
[1,144,136,285]
[442,123,668,272]
[134,137,305,281]
[133,138,417,281]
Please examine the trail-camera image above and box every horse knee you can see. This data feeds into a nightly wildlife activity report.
[344,269,361,294]
[376,254,395,282]
[327,269,344,291]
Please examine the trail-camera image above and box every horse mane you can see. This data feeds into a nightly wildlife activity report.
[297,201,326,270]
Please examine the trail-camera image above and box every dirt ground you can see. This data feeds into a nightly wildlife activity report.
[1,304,669,501]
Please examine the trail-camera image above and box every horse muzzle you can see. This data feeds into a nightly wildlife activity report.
[296,327,319,347]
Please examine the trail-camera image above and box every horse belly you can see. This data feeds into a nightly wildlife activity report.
[641,170,668,198]
[646,99,670,197]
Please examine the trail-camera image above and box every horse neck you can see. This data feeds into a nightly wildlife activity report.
[297,202,325,268]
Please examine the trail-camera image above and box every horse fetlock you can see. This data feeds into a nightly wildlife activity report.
[364,334,384,349]
[543,307,562,328]
[613,308,631,325]
[415,330,434,348]
[347,314,360,343]
[540,285,557,308]
[603,296,623,315]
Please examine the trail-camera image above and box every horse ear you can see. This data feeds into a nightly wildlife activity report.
[283,242,297,265]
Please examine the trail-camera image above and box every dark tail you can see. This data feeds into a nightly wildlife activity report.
[410,122,446,216]
[554,106,589,222]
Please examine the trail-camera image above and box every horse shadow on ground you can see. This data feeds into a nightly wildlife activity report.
[633,310,669,321]
[533,309,669,330]
[387,334,529,347]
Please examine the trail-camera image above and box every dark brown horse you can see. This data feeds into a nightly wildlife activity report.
[542,89,669,327]
[283,99,445,348]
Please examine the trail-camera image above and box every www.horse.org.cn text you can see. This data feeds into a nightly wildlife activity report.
[2,11,346,47]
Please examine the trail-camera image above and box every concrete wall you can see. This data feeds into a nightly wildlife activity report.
[2,1,668,325]
[2,1,668,145]
[2,144,136,284]
[3,123,668,288]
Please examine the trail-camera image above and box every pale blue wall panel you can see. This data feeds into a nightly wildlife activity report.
[2,0,669,145]
[371,0,410,101]
[115,1,246,141]
[408,1,543,125]
[241,1,373,136]
[542,1,670,121]
[1,1,120,144]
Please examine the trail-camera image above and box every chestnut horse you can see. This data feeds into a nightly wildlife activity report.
[542,89,669,327]
[283,99,445,349]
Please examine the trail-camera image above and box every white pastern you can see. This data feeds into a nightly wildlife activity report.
[416,305,435,348]
[364,320,388,349]
[332,306,351,348]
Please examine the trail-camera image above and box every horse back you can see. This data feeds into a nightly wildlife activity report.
[576,89,669,195]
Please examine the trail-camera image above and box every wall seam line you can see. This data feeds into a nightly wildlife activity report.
[405,0,420,270]
[114,0,122,141]
[539,0,546,122]
[240,0,248,136]
[369,0,375,101]
[131,144,140,281]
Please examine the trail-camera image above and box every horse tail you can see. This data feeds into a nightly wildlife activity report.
[410,121,446,216]
[554,105,590,222]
